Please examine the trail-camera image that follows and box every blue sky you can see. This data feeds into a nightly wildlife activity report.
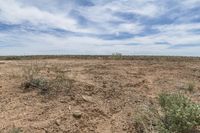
[0,0,200,56]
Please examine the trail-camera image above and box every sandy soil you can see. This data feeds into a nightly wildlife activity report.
[0,58,200,133]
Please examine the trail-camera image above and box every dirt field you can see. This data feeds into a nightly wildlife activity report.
[0,57,200,133]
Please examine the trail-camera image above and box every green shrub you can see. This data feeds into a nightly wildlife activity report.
[111,53,123,60]
[22,78,49,94]
[158,93,200,133]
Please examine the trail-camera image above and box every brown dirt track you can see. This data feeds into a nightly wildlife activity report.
[0,57,200,133]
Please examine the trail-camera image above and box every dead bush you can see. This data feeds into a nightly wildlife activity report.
[21,62,73,96]
[133,104,160,133]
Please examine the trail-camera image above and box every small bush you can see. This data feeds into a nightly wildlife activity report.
[158,93,200,133]
[22,62,43,81]
[111,53,123,60]
[134,93,200,133]
[21,62,73,95]
[21,62,49,94]
[22,78,49,94]
[134,104,160,133]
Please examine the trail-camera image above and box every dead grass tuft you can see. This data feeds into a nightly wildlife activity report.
[20,62,73,96]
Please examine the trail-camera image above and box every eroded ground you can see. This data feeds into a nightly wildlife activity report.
[0,57,200,133]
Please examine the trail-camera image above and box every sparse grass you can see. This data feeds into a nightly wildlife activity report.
[9,127,22,133]
[21,62,73,96]
[21,62,49,94]
[49,71,73,95]
[179,82,195,93]
[187,82,195,92]
[134,104,160,133]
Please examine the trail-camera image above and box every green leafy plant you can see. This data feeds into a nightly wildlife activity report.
[134,93,200,133]
[158,93,200,133]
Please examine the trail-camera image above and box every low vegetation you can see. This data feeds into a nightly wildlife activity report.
[9,127,22,133]
[187,82,195,92]
[134,93,200,133]
[134,104,160,133]
[21,62,73,96]
[111,52,123,60]
[159,93,200,133]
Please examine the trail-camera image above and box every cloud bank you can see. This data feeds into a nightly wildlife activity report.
[0,0,200,56]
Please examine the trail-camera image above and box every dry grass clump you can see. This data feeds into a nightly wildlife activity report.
[9,127,22,133]
[133,104,160,133]
[20,62,73,96]
[187,82,195,92]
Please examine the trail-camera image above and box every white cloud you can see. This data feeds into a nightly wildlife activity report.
[0,0,200,56]
[151,23,200,45]
[1,27,200,56]
[0,0,97,33]
[182,0,200,7]
[154,23,200,32]
[0,0,149,34]
[105,0,161,17]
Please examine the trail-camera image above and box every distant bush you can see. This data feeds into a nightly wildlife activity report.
[4,56,22,60]
[111,53,123,60]
[158,93,200,133]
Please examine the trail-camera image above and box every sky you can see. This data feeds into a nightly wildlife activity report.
[0,0,200,56]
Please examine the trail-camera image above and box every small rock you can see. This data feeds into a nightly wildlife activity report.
[82,95,93,103]
[59,100,67,103]
[0,62,5,64]
[59,125,67,132]
[73,110,82,119]
[55,119,61,126]
[68,105,71,111]
[193,93,200,97]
